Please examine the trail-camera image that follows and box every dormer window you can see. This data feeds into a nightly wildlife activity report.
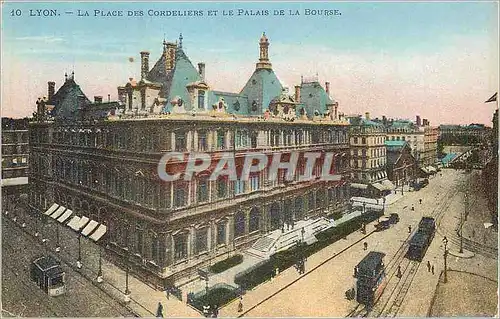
[251,100,258,112]
[198,91,205,109]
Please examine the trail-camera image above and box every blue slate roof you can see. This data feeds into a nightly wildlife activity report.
[49,78,90,120]
[441,153,457,164]
[211,91,249,115]
[299,81,334,119]
[240,68,283,115]
[385,140,409,153]
[162,48,203,112]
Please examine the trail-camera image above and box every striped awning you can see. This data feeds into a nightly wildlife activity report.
[351,183,369,190]
[50,206,66,219]
[81,220,99,236]
[90,225,107,241]
[44,203,59,216]
[381,179,395,191]
[57,209,73,223]
[371,183,385,191]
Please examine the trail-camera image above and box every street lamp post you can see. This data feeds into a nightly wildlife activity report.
[55,225,61,252]
[362,202,366,214]
[443,237,448,283]
[382,196,386,214]
[97,245,103,283]
[76,234,82,269]
[124,253,131,303]
[460,193,466,254]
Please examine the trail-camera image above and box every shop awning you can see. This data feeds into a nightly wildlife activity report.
[381,179,395,190]
[44,203,59,216]
[50,206,66,219]
[428,166,437,173]
[421,167,430,174]
[90,224,107,241]
[371,183,385,191]
[351,183,368,190]
[67,216,82,231]
[76,216,90,230]
[81,220,99,236]
[57,209,73,223]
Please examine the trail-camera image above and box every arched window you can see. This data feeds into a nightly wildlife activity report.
[234,211,246,238]
[249,208,260,232]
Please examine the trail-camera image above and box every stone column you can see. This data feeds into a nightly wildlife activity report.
[187,226,194,259]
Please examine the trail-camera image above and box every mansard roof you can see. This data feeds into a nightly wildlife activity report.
[299,81,335,119]
[161,47,203,112]
[48,78,91,119]
[240,68,283,115]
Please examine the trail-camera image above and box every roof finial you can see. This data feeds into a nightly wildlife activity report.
[65,72,68,81]
[179,33,183,48]
[72,70,75,79]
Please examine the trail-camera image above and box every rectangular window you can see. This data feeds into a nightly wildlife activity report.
[217,222,226,245]
[198,131,208,152]
[173,182,187,207]
[195,228,208,254]
[217,179,227,198]
[217,130,226,150]
[198,178,208,203]
[234,179,245,195]
[198,91,205,109]
[249,175,260,192]
[174,233,188,261]
[175,132,186,152]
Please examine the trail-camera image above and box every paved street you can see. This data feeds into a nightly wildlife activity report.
[1,217,134,317]
[2,169,496,317]
[219,169,498,317]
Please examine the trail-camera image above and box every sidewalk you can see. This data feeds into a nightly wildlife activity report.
[218,227,377,317]
[4,209,201,318]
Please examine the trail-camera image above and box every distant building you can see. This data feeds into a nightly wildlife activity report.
[348,113,394,198]
[384,140,418,186]
[438,124,490,145]
[385,118,425,166]
[1,117,29,212]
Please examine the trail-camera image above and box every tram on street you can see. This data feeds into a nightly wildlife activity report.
[407,217,436,261]
[30,255,66,296]
[354,251,387,305]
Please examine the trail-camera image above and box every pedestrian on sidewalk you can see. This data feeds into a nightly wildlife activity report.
[166,288,170,300]
[212,305,219,318]
[431,265,435,275]
[427,261,431,272]
[203,305,211,317]
[363,242,368,250]
[156,302,164,318]
[472,229,476,238]
[408,225,412,234]
[397,265,402,278]
[411,204,414,211]
[419,199,422,204]
[238,297,243,313]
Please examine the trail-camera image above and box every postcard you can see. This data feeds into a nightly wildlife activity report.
[1,1,498,317]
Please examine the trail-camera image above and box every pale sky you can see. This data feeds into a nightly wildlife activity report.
[2,1,498,125]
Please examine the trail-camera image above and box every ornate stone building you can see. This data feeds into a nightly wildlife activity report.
[29,34,351,287]
[348,113,394,198]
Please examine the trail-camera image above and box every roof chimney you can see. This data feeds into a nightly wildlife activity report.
[334,102,338,120]
[295,85,301,103]
[48,81,55,101]
[198,62,205,81]
[416,115,421,126]
[325,82,330,95]
[165,42,177,73]
[140,51,150,80]
[94,96,103,104]
[365,112,370,120]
